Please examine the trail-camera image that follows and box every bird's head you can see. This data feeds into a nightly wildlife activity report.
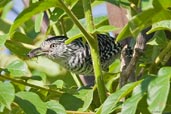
[28,36,70,62]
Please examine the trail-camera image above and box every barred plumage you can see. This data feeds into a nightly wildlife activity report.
[28,34,122,75]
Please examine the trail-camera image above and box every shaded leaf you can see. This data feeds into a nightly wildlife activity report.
[5,40,30,58]
[0,19,11,33]
[15,92,47,114]
[46,100,66,114]
[12,32,33,44]
[0,82,15,111]
[59,89,93,111]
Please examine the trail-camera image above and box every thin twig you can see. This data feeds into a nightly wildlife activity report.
[0,75,63,95]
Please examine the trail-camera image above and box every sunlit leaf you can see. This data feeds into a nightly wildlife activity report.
[15,92,47,114]
[121,77,153,114]
[9,0,60,35]
[0,34,8,47]
[46,100,66,114]
[35,13,44,33]
[93,25,118,33]
[147,31,168,47]
[100,81,142,114]
[0,82,15,111]
[116,5,171,41]
[6,60,30,77]
[147,67,171,114]
[147,20,171,34]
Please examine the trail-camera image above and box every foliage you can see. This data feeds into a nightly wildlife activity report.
[0,0,171,114]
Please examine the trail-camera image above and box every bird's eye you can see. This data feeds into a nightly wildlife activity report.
[50,43,57,48]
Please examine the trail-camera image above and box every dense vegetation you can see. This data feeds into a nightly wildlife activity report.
[0,0,171,114]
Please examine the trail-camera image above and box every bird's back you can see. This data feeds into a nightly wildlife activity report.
[66,34,122,75]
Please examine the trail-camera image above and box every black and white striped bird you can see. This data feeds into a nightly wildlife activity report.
[28,34,122,75]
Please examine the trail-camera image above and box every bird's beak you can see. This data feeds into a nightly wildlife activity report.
[27,47,48,58]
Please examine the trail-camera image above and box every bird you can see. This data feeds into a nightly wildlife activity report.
[28,34,122,75]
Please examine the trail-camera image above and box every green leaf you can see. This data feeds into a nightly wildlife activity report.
[0,82,15,111]
[100,81,142,114]
[12,32,33,44]
[152,0,171,9]
[121,77,153,114]
[6,60,29,77]
[147,67,171,114]
[0,0,10,8]
[0,19,11,33]
[46,100,66,114]
[9,0,60,35]
[93,25,118,33]
[0,34,8,47]
[35,13,44,32]
[59,89,93,111]
[52,80,65,89]
[116,7,171,41]
[15,91,47,114]
[147,31,168,47]
[147,20,171,34]
[5,40,30,58]
[98,0,130,7]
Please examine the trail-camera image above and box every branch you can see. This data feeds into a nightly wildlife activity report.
[120,31,145,87]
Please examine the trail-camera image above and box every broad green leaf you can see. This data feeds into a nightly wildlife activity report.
[31,70,47,83]
[15,92,47,114]
[116,7,171,41]
[12,32,33,44]
[121,94,143,114]
[147,20,171,34]
[46,100,66,114]
[164,89,171,113]
[152,0,171,9]
[100,81,142,114]
[59,89,93,111]
[52,80,65,89]
[0,82,15,111]
[0,34,8,47]
[93,25,118,33]
[9,0,60,35]
[6,60,29,77]
[147,31,168,47]
[0,19,11,33]
[0,0,10,8]
[5,40,30,58]
[35,13,44,32]
[147,67,171,114]
[121,77,153,114]
[98,0,130,7]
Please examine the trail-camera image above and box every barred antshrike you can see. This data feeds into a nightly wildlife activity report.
[28,34,122,75]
